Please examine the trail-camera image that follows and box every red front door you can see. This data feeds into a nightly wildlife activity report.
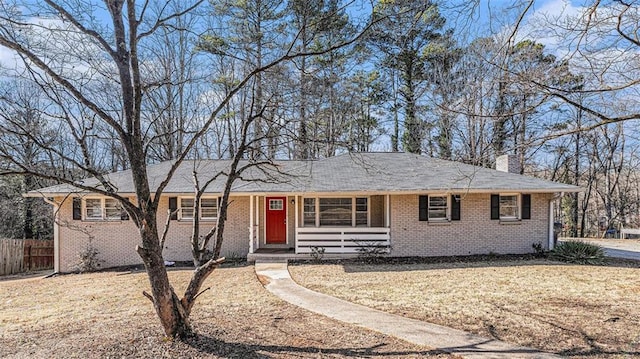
[266,197,287,244]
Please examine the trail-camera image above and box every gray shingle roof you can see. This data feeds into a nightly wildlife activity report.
[28,152,580,196]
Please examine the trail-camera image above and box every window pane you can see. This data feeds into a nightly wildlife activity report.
[201,198,218,219]
[104,198,121,219]
[319,198,352,226]
[356,197,368,212]
[428,196,447,219]
[429,209,447,219]
[355,197,368,226]
[429,196,447,207]
[181,198,194,219]
[356,212,368,226]
[500,195,518,218]
[303,198,316,226]
[85,199,102,219]
[269,199,283,210]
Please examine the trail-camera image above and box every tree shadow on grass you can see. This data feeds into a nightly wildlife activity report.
[559,348,640,358]
[184,333,448,358]
[440,338,640,358]
[491,303,640,358]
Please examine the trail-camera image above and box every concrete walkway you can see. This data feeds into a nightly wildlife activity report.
[255,261,561,359]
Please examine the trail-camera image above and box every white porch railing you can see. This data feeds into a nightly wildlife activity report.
[296,227,390,254]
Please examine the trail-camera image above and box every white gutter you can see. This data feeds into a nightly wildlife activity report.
[548,200,554,250]
[249,195,254,254]
[25,187,583,198]
[548,192,564,250]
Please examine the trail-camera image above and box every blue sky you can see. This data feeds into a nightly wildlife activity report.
[446,0,583,39]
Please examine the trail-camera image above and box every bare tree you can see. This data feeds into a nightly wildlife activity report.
[0,80,58,239]
[0,0,377,339]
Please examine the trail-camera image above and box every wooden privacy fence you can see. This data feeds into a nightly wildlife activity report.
[24,240,54,271]
[1,239,23,275]
[0,239,54,276]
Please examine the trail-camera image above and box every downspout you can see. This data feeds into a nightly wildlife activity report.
[549,192,564,250]
[249,195,254,254]
[294,195,299,253]
[42,197,60,273]
[548,200,554,250]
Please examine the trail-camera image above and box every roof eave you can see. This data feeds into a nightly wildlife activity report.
[24,186,582,198]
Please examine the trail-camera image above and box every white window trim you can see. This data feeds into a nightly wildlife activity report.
[199,197,219,220]
[82,197,122,221]
[499,193,520,221]
[178,196,218,221]
[302,196,370,228]
[355,197,369,227]
[427,194,450,222]
[303,198,316,227]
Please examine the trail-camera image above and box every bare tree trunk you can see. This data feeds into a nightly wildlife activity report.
[298,53,309,159]
[23,173,34,239]
[137,226,191,338]
[126,129,191,336]
[493,78,508,156]
[571,107,583,237]
[387,67,399,152]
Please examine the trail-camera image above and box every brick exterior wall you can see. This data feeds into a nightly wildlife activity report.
[54,192,553,271]
[55,195,249,272]
[389,193,552,257]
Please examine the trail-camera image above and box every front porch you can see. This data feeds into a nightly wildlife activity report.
[247,194,391,259]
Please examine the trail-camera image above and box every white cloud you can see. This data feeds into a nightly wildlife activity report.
[533,0,582,19]
[514,0,585,51]
[0,47,22,72]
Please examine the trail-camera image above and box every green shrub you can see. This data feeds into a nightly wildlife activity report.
[550,240,607,265]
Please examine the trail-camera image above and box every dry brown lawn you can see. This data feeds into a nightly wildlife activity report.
[290,259,640,359]
[0,265,451,358]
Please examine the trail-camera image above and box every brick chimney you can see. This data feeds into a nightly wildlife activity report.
[496,154,521,174]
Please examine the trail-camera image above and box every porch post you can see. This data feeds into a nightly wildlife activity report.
[294,195,299,253]
[255,196,260,250]
[385,194,390,228]
[249,195,254,254]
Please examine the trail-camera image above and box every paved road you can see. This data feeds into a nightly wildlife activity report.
[560,238,640,260]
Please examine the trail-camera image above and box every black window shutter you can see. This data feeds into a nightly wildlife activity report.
[490,194,500,220]
[451,195,461,221]
[72,197,82,220]
[522,194,531,219]
[121,198,130,220]
[169,197,178,220]
[419,195,428,221]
